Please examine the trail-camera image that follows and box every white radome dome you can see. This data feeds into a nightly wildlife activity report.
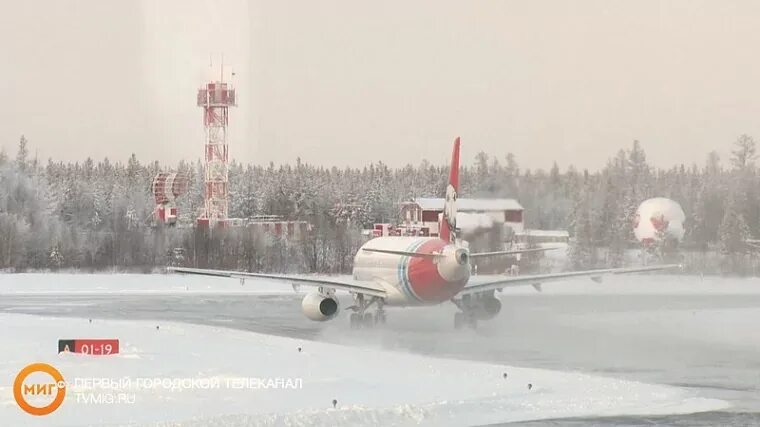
[634,198,686,244]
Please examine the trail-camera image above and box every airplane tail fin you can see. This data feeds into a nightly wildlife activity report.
[439,137,460,243]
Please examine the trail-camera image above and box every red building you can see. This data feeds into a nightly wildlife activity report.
[396,198,524,237]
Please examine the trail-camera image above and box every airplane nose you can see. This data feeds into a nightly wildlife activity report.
[455,248,469,265]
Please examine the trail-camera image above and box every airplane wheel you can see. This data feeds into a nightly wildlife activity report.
[454,312,465,329]
[467,317,478,329]
[375,312,386,325]
[363,313,374,328]
[350,313,360,329]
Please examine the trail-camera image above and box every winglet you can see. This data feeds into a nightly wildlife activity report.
[440,137,460,243]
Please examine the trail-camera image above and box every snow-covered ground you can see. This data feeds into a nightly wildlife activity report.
[497,273,760,295]
[0,312,729,427]
[2,272,759,297]
[1,273,754,425]
[0,272,319,295]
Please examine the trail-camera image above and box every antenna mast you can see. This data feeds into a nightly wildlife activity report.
[196,57,237,228]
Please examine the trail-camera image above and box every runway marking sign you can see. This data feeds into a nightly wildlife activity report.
[58,339,119,355]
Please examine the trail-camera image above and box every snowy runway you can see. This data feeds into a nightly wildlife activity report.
[0,313,728,427]
[0,273,757,426]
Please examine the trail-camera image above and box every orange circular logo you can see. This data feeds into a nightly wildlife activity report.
[13,363,66,416]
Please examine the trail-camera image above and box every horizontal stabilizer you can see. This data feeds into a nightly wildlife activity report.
[469,247,558,258]
[361,248,440,258]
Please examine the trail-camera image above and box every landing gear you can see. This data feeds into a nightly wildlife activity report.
[451,295,478,329]
[374,299,386,325]
[363,313,374,327]
[453,312,477,329]
[374,310,387,325]
[349,313,361,329]
[454,312,464,329]
[347,294,386,329]
[349,310,381,328]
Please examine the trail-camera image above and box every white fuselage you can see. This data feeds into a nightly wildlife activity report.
[352,236,470,306]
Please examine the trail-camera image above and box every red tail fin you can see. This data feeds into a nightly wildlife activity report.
[439,137,460,243]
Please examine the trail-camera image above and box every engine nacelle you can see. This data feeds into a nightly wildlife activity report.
[474,296,502,320]
[301,292,340,321]
[436,246,471,283]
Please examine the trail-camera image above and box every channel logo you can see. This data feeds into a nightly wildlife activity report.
[13,363,66,416]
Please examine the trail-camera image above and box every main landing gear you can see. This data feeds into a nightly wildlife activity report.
[347,294,386,329]
[450,294,481,330]
[451,291,503,329]
[452,309,478,329]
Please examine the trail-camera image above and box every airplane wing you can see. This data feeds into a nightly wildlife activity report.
[166,267,387,298]
[459,264,682,295]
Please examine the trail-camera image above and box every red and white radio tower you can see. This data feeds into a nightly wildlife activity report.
[196,67,236,227]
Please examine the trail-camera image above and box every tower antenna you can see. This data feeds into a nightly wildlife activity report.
[196,58,237,227]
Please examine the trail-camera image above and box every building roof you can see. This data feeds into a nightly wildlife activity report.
[413,197,523,212]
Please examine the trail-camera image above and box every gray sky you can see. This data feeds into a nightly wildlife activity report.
[1,1,759,170]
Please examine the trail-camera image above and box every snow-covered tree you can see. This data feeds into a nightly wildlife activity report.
[568,177,597,269]
[719,190,750,255]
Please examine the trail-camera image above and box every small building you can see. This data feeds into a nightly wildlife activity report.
[399,198,524,237]
[245,215,311,240]
[371,223,401,238]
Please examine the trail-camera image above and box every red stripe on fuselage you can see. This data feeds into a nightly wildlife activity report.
[407,239,467,303]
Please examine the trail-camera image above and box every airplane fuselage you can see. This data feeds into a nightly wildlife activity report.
[352,236,470,306]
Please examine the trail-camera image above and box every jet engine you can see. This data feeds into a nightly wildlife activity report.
[301,292,340,321]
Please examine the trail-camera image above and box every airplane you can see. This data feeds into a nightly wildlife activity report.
[169,137,680,329]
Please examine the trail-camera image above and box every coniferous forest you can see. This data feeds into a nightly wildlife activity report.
[1,135,759,275]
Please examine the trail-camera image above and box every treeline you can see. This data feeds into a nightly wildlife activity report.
[566,137,760,275]
[0,135,759,274]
